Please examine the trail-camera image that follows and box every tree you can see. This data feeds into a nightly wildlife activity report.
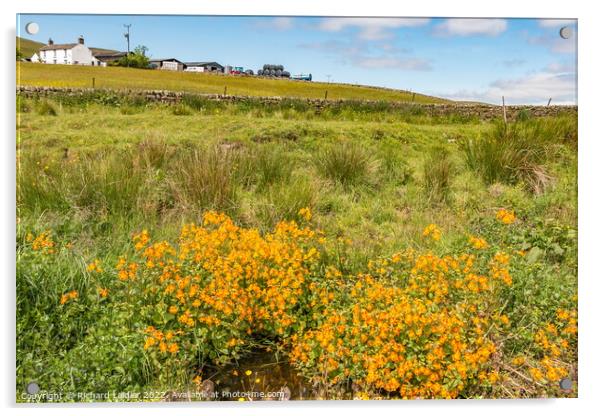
[114,45,150,69]
[16,48,24,61]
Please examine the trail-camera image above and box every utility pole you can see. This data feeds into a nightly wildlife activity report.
[326,74,332,84]
[124,24,131,67]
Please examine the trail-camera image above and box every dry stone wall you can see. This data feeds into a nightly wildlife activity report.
[17,86,577,121]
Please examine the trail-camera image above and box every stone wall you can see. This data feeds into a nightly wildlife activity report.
[17,86,577,121]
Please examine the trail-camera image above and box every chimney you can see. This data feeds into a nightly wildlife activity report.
[78,35,84,45]
[48,38,54,45]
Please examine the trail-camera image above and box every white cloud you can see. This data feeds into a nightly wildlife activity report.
[538,19,577,28]
[434,18,507,37]
[317,17,430,40]
[502,58,526,68]
[299,40,432,71]
[355,57,432,71]
[527,33,576,54]
[440,70,576,105]
[544,61,576,73]
[255,17,294,31]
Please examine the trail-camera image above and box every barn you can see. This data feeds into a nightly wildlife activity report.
[184,62,224,73]
[90,50,129,67]
[149,58,185,71]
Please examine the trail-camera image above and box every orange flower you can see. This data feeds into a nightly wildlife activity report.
[496,209,516,225]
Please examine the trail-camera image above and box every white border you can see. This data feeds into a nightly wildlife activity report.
[2,1,601,416]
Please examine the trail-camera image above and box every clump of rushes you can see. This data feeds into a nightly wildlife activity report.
[36,100,58,116]
[316,141,373,188]
[423,145,452,204]
[171,146,238,212]
[461,120,553,194]
[171,104,193,116]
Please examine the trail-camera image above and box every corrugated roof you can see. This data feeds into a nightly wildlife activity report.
[94,52,128,62]
[90,47,120,56]
[149,58,183,63]
[185,61,223,67]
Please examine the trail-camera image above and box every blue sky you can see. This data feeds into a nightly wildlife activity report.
[17,15,577,104]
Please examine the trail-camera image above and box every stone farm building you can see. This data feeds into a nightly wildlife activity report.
[29,35,225,73]
[30,36,128,67]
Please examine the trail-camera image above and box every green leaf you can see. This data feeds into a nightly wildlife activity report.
[526,247,543,264]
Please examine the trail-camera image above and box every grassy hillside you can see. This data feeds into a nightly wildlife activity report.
[17,62,449,103]
[17,37,44,58]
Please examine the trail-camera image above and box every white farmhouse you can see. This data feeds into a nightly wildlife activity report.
[31,36,98,66]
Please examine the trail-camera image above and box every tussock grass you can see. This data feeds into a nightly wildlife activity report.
[315,141,375,188]
[461,120,558,194]
[36,100,58,116]
[171,104,193,116]
[171,146,238,212]
[423,145,453,204]
[235,145,294,190]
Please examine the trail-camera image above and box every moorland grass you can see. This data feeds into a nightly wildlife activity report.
[16,96,578,400]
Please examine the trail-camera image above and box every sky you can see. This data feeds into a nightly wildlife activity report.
[17,14,577,105]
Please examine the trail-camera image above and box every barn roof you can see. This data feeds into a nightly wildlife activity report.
[185,61,223,67]
[89,47,120,56]
[149,58,183,63]
[93,52,129,62]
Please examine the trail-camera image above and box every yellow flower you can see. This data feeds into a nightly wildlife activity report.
[529,367,544,381]
[31,231,55,254]
[422,224,441,241]
[245,370,252,376]
[468,236,488,250]
[496,208,516,225]
[87,259,103,273]
[298,207,312,222]
[512,356,525,366]
[60,290,78,305]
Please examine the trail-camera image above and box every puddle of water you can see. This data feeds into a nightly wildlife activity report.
[200,347,352,401]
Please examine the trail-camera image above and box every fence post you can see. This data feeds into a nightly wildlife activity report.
[324,90,328,100]
[92,77,95,89]
[547,98,552,106]
[502,96,507,124]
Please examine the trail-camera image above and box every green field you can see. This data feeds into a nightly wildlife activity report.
[17,61,449,103]
[16,93,577,401]
[17,37,44,58]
